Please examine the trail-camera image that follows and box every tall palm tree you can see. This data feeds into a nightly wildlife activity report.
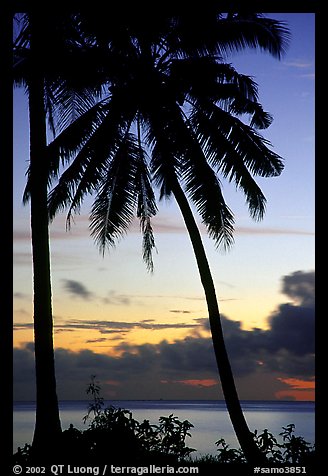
[45,10,289,463]
[13,13,63,454]
[13,12,105,455]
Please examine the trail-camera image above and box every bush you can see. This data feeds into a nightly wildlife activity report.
[13,377,315,467]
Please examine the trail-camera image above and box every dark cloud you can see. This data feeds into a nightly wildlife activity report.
[59,284,200,308]
[14,310,314,400]
[169,310,192,314]
[221,270,315,377]
[14,270,315,401]
[14,323,33,330]
[281,270,315,307]
[263,350,314,378]
[62,279,94,300]
[267,303,314,355]
[60,319,200,333]
[14,343,36,400]
[14,318,200,336]
[14,292,27,299]
[85,338,108,344]
[13,315,314,400]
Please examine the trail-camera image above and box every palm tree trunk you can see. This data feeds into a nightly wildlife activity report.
[29,16,62,455]
[171,178,266,465]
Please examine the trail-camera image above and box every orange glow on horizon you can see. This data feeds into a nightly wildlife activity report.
[277,378,315,389]
[276,390,315,401]
[276,377,315,401]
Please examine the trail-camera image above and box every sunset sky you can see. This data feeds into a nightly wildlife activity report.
[13,13,315,402]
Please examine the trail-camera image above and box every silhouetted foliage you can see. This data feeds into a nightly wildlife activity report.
[13,410,315,467]
[213,424,315,466]
[83,374,104,422]
[13,379,315,469]
[279,424,314,464]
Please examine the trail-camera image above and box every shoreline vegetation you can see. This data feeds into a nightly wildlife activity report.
[13,398,315,404]
[13,383,316,473]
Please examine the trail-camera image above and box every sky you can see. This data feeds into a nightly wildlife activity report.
[13,13,315,402]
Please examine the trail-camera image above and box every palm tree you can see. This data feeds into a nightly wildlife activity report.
[13,13,63,454]
[45,10,289,463]
[13,12,105,455]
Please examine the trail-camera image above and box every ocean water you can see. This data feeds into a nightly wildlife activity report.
[13,400,315,457]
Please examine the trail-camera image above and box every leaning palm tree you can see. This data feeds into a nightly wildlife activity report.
[13,12,105,455]
[45,10,289,463]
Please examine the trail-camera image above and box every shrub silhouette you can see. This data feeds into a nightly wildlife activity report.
[14,408,315,466]
[76,376,195,462]
[279,424,314,465]
[13,378,315,467]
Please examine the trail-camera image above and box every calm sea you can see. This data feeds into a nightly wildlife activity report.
[13,400,315,457]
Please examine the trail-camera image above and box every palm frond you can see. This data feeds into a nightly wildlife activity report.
[145,106,182,200]
[192,105,284,178]
[178,123,235,249]
[140,216,157,273]
[216,14,290,59]
[190,106,283,220]
[13,47,30,88]
[149,101,235,249]
[47,96,134,223]
[22,98,109,206]
[135,142,158,272]
[225,116,284,178]
[13,13,30,48]
[171,60,259,102]
[47,97,112,180]
[163,12,289,61]
[49,82,103,136]
[89,133,142,253]
[170,59,272,130]
[20,10,288,264]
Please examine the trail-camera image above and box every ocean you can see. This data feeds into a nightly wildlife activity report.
[13,400,315,457]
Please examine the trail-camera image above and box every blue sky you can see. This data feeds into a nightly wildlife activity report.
[13,13,315,401]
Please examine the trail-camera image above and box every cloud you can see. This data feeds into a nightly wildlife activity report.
[149,216,314,237]
[169,309,192,314]
[15,213,314,244]
[103,290,132,306]
[13,318,313,401]
[280,270,314,307]
[14,313,314,400]
[14,318,201,335]
[14,292,27,299]
[59,283,204,308]
[14,270,315,401]
[283,60,313,69]
[62,279,94,300]
[267,304,314,355]
[13,251,33,266]
[235,227,314,236]
[281,60,314,81]
[13,230,31,241]
[63,318,199,332]
[275,377,315,401]
[85,338,108,344]
[277,377,315,390]
[14,323,34,330]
